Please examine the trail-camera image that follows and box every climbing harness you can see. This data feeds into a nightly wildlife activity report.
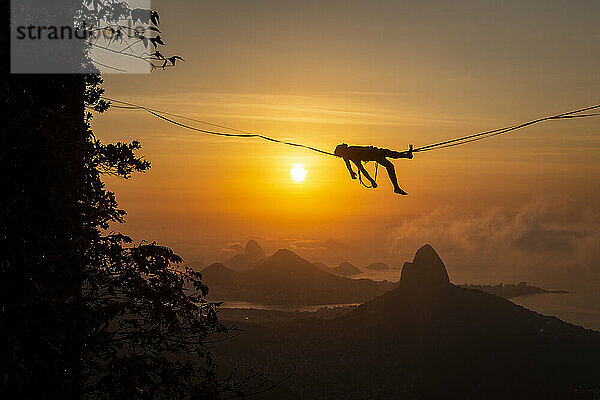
[358,161,379,188]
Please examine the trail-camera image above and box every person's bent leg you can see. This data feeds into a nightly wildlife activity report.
[380,159,407,195]
[384,148,412,159]
[385,150,404,159]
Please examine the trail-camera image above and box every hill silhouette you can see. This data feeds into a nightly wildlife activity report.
[201,262,237,283]
[222,240,266,272]
[217,244,600,399]
[203,249,395,305]
[313,261,362,276]
[329,261,363,276]
[312,261,330,271]
[366,261,390,270]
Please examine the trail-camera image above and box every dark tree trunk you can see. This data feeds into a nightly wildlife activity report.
[1,3,88,398]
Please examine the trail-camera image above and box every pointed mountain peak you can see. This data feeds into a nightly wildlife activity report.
[201,262,237,283]
[202,262,237,274]
[245,240,265,262]
[400,244,450,288]
[271,248,301,260]
[203,262,226,271]
[250,248,323,275]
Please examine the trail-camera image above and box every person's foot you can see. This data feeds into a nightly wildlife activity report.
[394,187,408,195]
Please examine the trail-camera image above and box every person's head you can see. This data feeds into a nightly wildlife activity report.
[334,143,349,157]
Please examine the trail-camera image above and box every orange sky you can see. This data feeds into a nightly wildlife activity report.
[93,0,600,286]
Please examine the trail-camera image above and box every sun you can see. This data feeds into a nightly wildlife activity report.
[290,163,307,182]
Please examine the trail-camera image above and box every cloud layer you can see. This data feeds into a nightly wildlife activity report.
[387,196,600,287]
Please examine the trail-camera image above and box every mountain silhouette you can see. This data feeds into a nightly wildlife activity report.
[399,243,449,287]
[201,262,237,283]
[329,261,362,276]
[312,261,330,270]
[366,261,390,270]
[313,261,362,276]
[222,240,266,272]
[218,244,600,399]
[204,249,395,305]
[245,239,266,261]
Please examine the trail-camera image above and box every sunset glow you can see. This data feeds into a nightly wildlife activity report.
[93,0,600,283]
[290,163,307,182]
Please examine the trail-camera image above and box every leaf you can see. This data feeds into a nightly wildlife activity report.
[149,36,165,48]
[168,56,185,66]
[150,11,160,26]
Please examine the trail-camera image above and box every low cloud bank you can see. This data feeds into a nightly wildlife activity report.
[387,196,600,287]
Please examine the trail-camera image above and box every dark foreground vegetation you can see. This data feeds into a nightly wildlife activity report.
[1,3,270,398]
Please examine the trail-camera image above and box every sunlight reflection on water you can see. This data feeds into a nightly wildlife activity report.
[221,301,360,312]
[223,269,600,332]
[511,291,600,332]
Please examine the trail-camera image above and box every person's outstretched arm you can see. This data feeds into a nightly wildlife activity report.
[344,158,357,179]
[352,160,377,186]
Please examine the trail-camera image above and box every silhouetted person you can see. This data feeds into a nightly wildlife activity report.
[334,144,413,195]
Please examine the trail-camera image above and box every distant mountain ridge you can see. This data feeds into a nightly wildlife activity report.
[458,282,569,298]
[366,262,390,270]
[312,261,362,276]
[222,240,266,272]
[203,247,395,305]
[200,262,237,282]
[201,240,567,304]
[218,244,600,399]
[325,261,362,276]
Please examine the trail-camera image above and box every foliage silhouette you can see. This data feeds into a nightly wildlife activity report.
[78,0,185,71]
[1,2,270,398]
